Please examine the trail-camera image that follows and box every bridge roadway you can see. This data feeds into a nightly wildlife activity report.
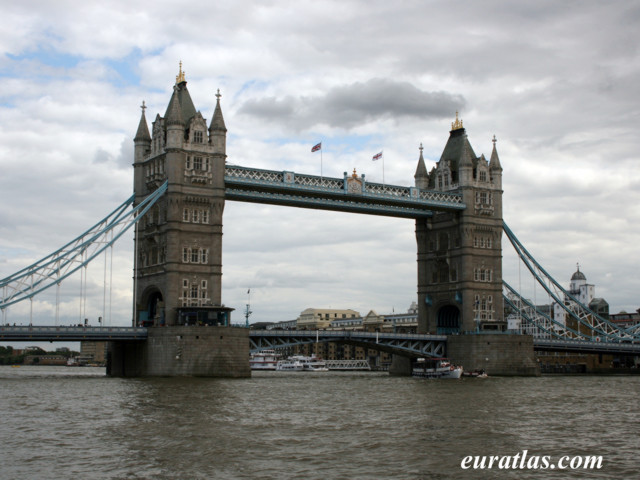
[2,325,640,357]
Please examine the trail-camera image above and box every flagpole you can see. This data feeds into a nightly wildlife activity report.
[382,150,385,186]
[320,145,323,179]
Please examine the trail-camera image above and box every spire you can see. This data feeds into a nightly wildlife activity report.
[209,89,227,133]
[165,86,185,126]
[489,135,502,171]
[134,101,151,142]
[414,143,429,189]
[176,60,186,84]
[451,111,464,131]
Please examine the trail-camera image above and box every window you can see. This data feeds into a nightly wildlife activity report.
[193,156,203,171]
[202,210,209,224]
[183,247,189,263]
[186,157,191,169]
[191,249,199,263]
[479,171,487,182]
[183,208,190,222]
[193,131,204,143]
[192,209,199,223]
[201,249,208,264]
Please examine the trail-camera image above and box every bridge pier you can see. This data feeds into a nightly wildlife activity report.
[388,354,413,376]
[107,326,250,377]
[446,334,540,376]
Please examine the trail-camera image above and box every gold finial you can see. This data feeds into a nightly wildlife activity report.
[451,111,464,130]
[176,61,186,84]
[352,168,358,178]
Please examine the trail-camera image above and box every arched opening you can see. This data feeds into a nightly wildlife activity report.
[437,305,460,334]
[139,289,164,327]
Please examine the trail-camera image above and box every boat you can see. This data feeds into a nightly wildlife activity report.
[412,357,463,379]
[462,369,488,378]
[250,349,282,370]
[275,355,329,372]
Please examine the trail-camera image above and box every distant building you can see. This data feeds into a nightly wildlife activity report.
[553,265,609,330]
[80,341,106,364]
[296,308,360,330]
[291,304,418,368]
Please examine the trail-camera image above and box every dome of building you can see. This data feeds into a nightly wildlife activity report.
[571,266,586,281]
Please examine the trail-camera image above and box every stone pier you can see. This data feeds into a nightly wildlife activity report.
[107,326,250,377]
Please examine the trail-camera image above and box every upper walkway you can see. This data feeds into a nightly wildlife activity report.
[224,165,465,218]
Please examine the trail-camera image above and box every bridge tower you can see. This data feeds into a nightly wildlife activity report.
[414,115,504,334]
[132,64,229,327]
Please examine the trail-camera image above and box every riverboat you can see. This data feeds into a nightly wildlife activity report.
[250,350,282,370]
[412,357,463,379]
[275,355,329,372]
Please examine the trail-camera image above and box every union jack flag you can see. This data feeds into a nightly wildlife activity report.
[311,142,322,152]
[372,151,383,161]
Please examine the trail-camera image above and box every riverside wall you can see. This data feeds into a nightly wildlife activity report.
[107,326,250,377]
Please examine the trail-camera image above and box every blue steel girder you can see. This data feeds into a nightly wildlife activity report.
[224,165,465,218]
[1,182,168,309]
[249,330,447,358]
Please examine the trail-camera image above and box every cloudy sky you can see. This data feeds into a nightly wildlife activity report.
[1,0,639,331]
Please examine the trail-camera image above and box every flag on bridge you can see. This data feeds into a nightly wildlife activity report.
[372,151,383,161]
[311,142,322,152]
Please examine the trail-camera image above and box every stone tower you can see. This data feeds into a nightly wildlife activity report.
[415,114,504,333]
[132,64,230,327]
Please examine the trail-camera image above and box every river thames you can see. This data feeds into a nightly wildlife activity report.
[1,366,638,479]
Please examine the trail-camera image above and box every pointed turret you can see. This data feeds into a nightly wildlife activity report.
[209,89,227,155]
[489,135,502,189]
[134,101,151,165]
[489,135,502,171]
[414,143,429,189]
[134,101,151,143]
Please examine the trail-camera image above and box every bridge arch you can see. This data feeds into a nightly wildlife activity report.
[139,287,164,327]
[436,304,460,334]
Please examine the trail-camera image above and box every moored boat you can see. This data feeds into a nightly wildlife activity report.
[412,357,463,379]
[275,355,329,372]
[250,349,282,370]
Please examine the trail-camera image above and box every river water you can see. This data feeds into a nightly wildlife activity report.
[0,366,638,480]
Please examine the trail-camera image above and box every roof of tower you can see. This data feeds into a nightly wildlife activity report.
[414,143,428,179]
[209,89,227,132]
[438,114,478,172]
[489,135,502,171]
[134,101,151,142]
[164,63,197,125]
[165,86,185,126]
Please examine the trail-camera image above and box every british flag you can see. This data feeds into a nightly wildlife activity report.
[311,142,322,152]
[372,151,383,161]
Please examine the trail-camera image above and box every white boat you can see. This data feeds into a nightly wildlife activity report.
[275,355,329,372]
[250,350,282,370]
[412,357,463,379]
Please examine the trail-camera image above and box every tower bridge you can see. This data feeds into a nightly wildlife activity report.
[2,65,638,376]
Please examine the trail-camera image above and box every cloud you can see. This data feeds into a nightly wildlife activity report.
[237,78,465,131]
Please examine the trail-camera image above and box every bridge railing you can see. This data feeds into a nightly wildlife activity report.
[225,165,464,208]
